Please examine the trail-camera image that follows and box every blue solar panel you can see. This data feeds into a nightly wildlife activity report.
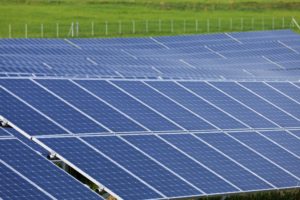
[180,81,278,129]
[196,133,299,188]
[36,79,145,133]
[257,131,300,159]
[123,134,245,193]
[266,82,300,103]
[230,132,300,178]
[159,134,272,191]
[0,138,102,199]
[210,82,300,128]
[39,137,163,200]
[240,82,300,119]
[0,161,52,200]
[83,136,202,198]
[1,127,48,155]
[0,127,11,136]
[0,79,107,134]
[1,30,300,200]
[114,81,215,131]
[76,80,181,132]
[0,87,66,136]
[0,30,300,80]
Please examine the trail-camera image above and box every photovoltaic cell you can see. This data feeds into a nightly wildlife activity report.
[114,81,215,131]
[230,132,300,178]
[159,134,272,191]
[196,133,299,188]
[0,139,102,200]
[40,137,163,200]
[267,82,300,103]
[76,80,181,132]
[0,79,106,134]
[211,82,300,128]
[0,161,52,200]
[0,88,66,136]
[37,79,144,133]
[83,136,202,198]
[123,134,242,194]
[259,131,300,158]
[240,82,300,119]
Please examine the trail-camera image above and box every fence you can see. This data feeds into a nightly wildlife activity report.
[2,17,299,38]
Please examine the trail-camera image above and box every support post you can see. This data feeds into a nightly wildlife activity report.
[230,18,233,31]
[105,21,108,36]
[272,17,275,29]
[8,24,11,38]
[132,20,135,34]
[118,21,122,35]
[25,24,28,38]
[91,21,94,36]
[158,19,161,32]
[282,17,285,28]
[251,18,254,30]
[183,19,186,33]
[145,20,148,33]
[76,22,79,37]
[207,18,210,33]
[171,19,174,33]
[195,19,198,32]
[41,24,44,38]
[56,23,59,38]
[241,17,243,31]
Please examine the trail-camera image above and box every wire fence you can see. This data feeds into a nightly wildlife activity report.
[2,16,299,38]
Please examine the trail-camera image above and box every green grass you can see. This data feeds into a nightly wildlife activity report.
[0,0,299,38]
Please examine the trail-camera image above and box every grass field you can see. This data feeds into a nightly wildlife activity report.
[0,0,299,38]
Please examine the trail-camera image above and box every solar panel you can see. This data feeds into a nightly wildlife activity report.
[0,138,103,199]
[1,30,300,200]
[0,30,300,80]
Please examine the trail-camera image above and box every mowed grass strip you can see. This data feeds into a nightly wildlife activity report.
[0,0,299,38]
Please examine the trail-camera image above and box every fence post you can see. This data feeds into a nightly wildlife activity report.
[251,18,254,30]
[272,17,275,29]
[171,19,174,33]
[76,22,79,37]
[145,20,148,33]
[91,22,94,36]
[25,24,28,38]
[118,21,122,35]
[241,17,243,31]
[56,23,59,38]
[207,18,210,33]
[183,20,186,33]
[41,24,44,38]
[132,20,135,34]
[218,18,221,31]
[262,18,265,30]
[105,21,108,36]
[230,18,233,31]
[195,19,198,32]
[158,19,161,32]
[282,17,285,28]
[8,24,11,38]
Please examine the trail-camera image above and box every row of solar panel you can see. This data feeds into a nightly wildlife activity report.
[0,30,299,80]
[37,130,300,200]
[0,128,103,200]
[1,55,299,80]
[1,78,300,136]
[0,30,296,46]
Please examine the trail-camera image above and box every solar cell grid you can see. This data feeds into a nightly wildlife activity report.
[0,138,103,200]
[1,30,300,200]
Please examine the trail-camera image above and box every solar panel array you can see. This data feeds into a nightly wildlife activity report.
[1,30,300,200]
